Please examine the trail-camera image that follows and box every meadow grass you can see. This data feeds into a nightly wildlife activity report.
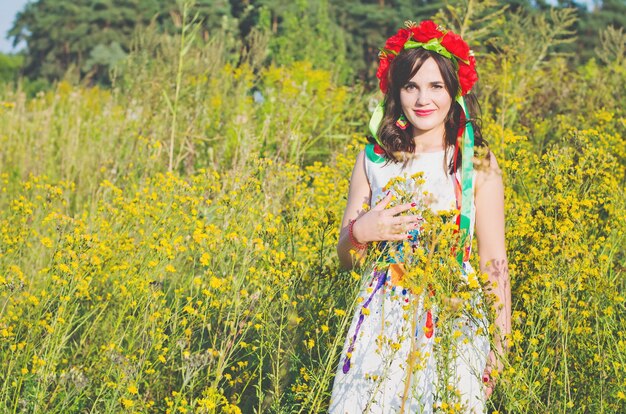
[1,26,625,414]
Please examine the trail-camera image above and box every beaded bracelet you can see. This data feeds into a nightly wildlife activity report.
[348,219,368,250]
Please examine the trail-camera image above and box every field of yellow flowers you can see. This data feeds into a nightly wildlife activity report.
[1,34,625,413]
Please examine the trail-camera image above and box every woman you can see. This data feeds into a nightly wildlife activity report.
[330,20,511,413]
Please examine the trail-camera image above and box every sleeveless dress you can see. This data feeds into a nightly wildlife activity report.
[329,146,490,414]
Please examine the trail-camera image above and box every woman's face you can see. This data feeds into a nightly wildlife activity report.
[399,57,453,138]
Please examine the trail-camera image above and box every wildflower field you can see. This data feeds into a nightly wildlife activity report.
[1,13,626,414]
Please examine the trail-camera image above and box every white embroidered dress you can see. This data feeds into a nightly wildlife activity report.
[329,147,490,414]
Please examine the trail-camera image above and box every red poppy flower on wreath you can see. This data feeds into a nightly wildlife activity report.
[458,55,478,96]
[440,31,470,62]
[384,28,411,54]
[376,57,391,93]
[411,20,443,43]
[376,20,477,96]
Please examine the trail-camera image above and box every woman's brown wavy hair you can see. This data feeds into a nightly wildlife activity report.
[371,47,488,173]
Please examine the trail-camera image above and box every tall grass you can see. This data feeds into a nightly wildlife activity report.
[0,9,625,414]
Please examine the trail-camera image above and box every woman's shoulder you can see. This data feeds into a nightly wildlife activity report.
[475,150,501,175]
[475,150,503,194]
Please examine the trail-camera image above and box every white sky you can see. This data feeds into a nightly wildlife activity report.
[0,0,29,53]
[0,0,599,54]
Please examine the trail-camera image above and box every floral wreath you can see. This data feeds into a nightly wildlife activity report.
[375,20,477,96]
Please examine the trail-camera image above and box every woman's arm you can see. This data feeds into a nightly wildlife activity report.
[337,150,371,269]
[475,152,512,383]
[337,150,421,270]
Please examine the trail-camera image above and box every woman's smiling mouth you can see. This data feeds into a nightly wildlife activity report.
[414,109,436,116]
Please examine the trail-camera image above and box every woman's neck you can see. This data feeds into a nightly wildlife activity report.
[411,125,446,153]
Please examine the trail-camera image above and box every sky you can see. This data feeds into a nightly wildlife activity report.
[0,0,29,53]
[0,0,598,54]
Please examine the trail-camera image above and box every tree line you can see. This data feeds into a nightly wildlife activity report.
[2,0,625,87]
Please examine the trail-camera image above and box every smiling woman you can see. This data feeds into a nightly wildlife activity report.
[331,20,511,413]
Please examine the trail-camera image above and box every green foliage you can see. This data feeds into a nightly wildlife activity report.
[479,8,626,151]
[82,42,127,85]
[0,53,23,84]
[479,6,579,132]
[7,0,234,82]
[0,29,364,205]
[576,0,626,62]
[327,0,444,87]
[433,0,508,42]
[595,25,626,65]
[263,0,350,82]
[6,0,626,87]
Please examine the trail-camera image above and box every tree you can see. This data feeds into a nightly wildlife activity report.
[578,0,626,62]
[8,0,235,82]
[263,0,350,78]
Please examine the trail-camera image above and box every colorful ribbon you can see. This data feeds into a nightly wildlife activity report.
[342,269,387,374]
[456,95,474,266]
[368,101,385,147]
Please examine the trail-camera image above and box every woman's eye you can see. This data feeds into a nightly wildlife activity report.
[404,84,416,91]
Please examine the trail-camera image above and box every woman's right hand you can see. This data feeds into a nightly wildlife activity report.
[351,192,423,244]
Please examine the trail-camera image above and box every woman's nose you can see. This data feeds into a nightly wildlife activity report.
[415,90,430,105]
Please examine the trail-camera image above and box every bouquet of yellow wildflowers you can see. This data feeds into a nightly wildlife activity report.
[370,172,490,413]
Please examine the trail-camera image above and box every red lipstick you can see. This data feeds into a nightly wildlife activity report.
[414,109,435,116]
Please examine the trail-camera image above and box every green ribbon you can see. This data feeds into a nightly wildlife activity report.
[365,143,386,163]
[403,37,469,65]
[404,38,453,60]
[369,101,385,147]
[456,95,474,266]
[366,102,386,163]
